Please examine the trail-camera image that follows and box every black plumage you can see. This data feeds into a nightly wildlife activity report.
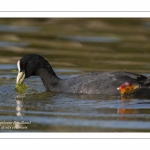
[17,54,150,96]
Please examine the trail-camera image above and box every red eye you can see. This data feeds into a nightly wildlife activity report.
[22,63,26,67]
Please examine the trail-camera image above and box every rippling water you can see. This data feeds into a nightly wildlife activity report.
[0,18,150,132]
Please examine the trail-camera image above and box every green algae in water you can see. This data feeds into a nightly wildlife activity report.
[12,69,28,93]
[14,70,28,93]
[12,70,18,73]
[15,83,28,93]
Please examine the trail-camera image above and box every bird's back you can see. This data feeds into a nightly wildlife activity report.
[54,71,149,95]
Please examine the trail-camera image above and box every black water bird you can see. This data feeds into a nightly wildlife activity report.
[16,54,150,96]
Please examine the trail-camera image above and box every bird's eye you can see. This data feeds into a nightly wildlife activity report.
[21,63,26,67]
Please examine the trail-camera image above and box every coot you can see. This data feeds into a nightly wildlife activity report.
[16,54,150,96]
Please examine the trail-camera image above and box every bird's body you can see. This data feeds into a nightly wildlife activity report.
[59,72,149,95]
[16,54,150,97]
[38,69,149,95]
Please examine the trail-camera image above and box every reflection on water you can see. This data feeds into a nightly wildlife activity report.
[0,18,150,132]
[15,97,24,129]
[6,84,150,132]
[15,100,23,128]
[0,41,28,47]
[16,100,22,116]
[15,94,25,117]
[0,64,17,70]
[58,35,121,43]
[0,25,39,33]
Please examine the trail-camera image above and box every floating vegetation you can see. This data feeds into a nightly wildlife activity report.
[12,70,28,93]
[12,69,18,73]
[15,83,28,93]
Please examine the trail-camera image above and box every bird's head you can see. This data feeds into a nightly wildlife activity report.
[16,54,45,85]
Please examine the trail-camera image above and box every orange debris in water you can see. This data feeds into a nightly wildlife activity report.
[117,82,138,95]
[118,108,134,114]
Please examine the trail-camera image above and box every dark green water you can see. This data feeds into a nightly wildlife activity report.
[1,18,150,132]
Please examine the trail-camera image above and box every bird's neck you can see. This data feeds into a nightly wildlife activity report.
[36,68,60,91]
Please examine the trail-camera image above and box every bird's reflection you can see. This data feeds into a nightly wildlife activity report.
[15,93,25,117]
[14,94,25,129]
[117,108,135,114]
[16,100,23,116]
[117,96,134,116]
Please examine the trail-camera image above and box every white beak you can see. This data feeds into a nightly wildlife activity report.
[16,71,25,85]
[16,60,25,85]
